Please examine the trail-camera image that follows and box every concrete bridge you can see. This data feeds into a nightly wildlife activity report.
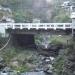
[0,23,74,48]
[0,23,73,35]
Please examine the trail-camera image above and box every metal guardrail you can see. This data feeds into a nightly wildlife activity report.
[0,23,72,30]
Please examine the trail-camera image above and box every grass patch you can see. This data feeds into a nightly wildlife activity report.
[50,35,72,45]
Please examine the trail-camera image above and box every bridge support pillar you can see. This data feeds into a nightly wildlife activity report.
[0,25,6,37]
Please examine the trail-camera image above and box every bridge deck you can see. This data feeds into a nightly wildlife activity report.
[0,23,73,30]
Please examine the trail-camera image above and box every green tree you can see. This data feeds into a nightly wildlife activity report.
[54,14,71,23]
[13,11,33,22]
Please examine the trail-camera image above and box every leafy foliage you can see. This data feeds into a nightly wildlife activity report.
[53,55,65,75]
[1,48,17,63]
[54,14,71,23]
[0,0,71,22]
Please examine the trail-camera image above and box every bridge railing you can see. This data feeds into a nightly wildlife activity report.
[0,23,72,30]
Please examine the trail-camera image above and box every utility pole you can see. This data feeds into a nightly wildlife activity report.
[70,4,75,38]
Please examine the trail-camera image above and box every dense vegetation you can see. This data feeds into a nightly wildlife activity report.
[53,39,75,75]
[0,0,75,75]
[0,0,71,22]
[0,47,40,72]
